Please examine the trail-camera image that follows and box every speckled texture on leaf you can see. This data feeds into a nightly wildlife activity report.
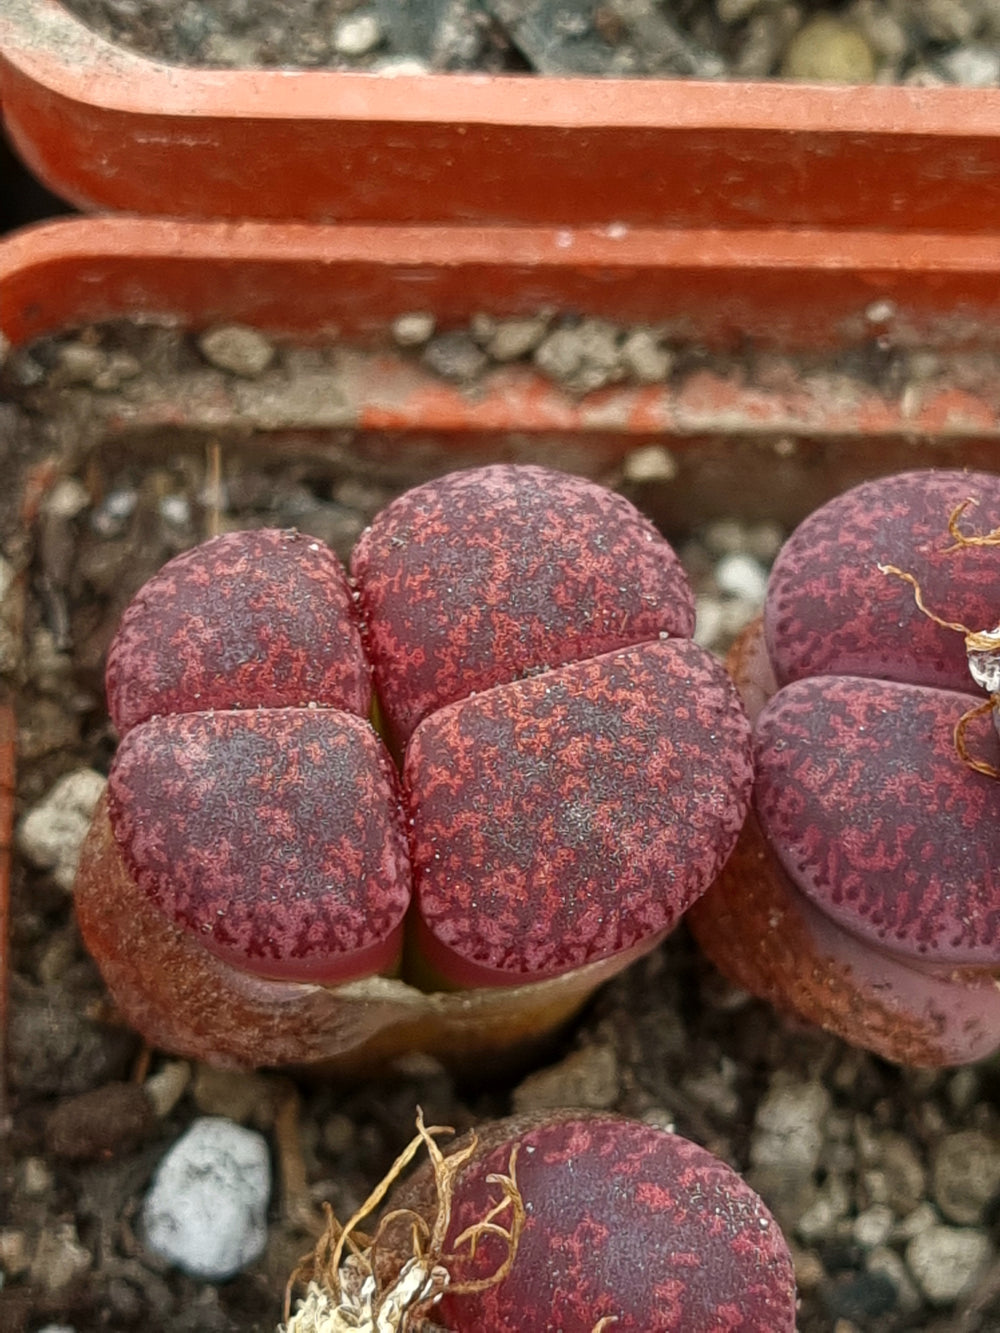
[430,1113,796,1333]
[76,796,624,1070]
[405,638,752,985]
[764,469,1000,690]
[754,675,1000,963]
[107,709,409,983]
[107,528,369,734]
[352,464,695,746]
[687,817,1000,1068]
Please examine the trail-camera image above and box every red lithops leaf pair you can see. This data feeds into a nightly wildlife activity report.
[75,465,753,1067]
[386,1112,796,1333]
[688,468,1000,1067]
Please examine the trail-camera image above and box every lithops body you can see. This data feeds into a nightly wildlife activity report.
[688,469,1000,1066]
[76,467,752,1069]
[388,1112,796,1333]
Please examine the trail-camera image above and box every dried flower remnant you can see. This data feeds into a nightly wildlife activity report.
[880,496,1000,779]
[688,469,1000,1067]
[281,1110,524,1333]
[388,1112,796,1333]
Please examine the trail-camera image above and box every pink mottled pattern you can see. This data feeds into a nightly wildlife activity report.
[755,675,1000,963]
[765,469,1000,690]
[436,1116,795,1333]
[107,528,370,735]
[107,709,410,982]
[352,465,695,746]
[405,639,752,981]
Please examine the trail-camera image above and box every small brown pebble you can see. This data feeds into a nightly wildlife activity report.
[45,1081,156,1161]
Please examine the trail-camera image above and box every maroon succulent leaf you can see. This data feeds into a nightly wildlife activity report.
[764,468,1000,691]
[107,527,370,734]
[405,639,752,987]
[107,709,410,983]
[755,675,1000,963]
[423,1113,796,1333]
[352,464,695,748]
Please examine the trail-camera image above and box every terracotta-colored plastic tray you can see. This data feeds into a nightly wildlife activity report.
[4,215,1000,520]
[5,0,1000,228]
[6,206,1000,560]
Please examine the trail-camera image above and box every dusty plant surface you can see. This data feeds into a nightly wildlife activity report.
[2,322,1000,1332]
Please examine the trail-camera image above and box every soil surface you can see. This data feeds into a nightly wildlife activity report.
[2,321,1000,1333]
[60,0,1000,84]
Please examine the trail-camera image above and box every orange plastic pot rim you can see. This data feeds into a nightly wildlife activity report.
[3,215,1000,457]
[0,0,997,129]
[5,0,1000,226]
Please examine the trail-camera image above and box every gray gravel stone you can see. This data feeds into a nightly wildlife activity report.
[421,330,491,383]
[715,551,769,602]
[512,1045,619,1113]
[333,13,383,57]
[0,555,19,675]
[795,1173,851,1243]
[142,1118,271,1281]
[906,1224,993,1304]
[622,444,678,484]
[853,1203,895,1249]
[192,1066,278,1128]
[17,770,107,891]
[750,1076,830,1169]
[56,342,108,387]
[872,1132,927,1216]
[391,312,436,347]
[618,327,673,383]
[937,42,1000,84]
[480,315,551,363]
[29,1223,91,1292]
[749,1075,830,1229]
[866,1245,922,1314]
[143,1062,192,1119]
[931,1128,1000,1225]
[198,325,275,378]
[533,319,623,394]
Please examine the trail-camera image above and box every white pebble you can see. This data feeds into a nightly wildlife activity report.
[158,494,191,527]
[619,328,674,383]
[716,552,769,603]
[391,312,436,347]
[751,1076,830,1175]
[198,324,275,378]
[622,445,678,484]
[854,1203,895,1248]
[937,45,1000,87]
[906,1225,992,1304]
[143,1061,192,1119]
[41,478,89,521]
[693,595,725,650]
[333,13,382,57]
[142,1118,271,1281]
[17,770,106,891]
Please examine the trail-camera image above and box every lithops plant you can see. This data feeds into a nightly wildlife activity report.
[688,468,1000,1067]
[75,465,753,1069]
[366,1111,797,1333]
